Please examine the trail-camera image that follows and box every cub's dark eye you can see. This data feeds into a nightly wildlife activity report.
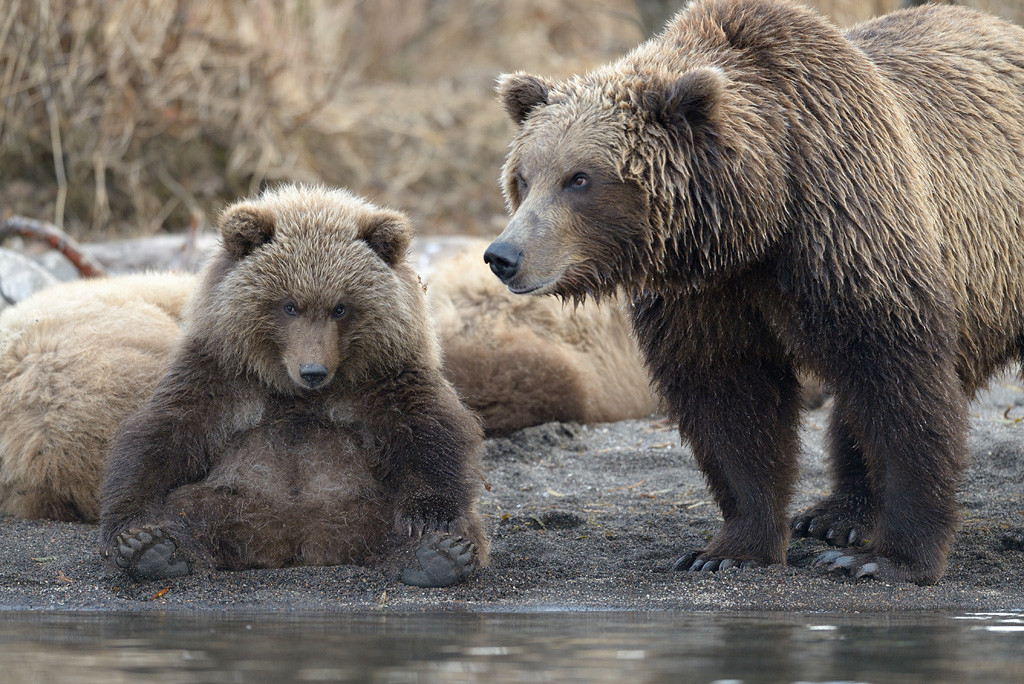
[568,173,590,189]
[516,173,528,190]
[283,302,299,317]
[332,303,347,319]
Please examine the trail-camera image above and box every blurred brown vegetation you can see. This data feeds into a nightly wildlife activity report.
[1,0,1021,240]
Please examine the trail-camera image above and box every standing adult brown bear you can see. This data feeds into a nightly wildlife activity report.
[484,0,1024,584]
[100,185,487,587]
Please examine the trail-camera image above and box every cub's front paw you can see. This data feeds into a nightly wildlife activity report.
[109,526,189,580]
[401,534,478,588]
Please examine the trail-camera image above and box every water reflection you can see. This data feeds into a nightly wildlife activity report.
[0,610,1022,683]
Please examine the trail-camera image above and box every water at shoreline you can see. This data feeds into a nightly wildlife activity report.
[1,609,1022,683]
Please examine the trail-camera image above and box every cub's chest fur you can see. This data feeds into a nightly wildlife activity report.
[209,393,379,503]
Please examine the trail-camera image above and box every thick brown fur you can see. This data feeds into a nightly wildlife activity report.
[486,0,1024,583]
[99,185,488,572]
[428,240,657,436]
[0,272,196,521]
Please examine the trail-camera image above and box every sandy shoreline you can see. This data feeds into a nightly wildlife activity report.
[1,373,1021,615]
[1,237,1022,615]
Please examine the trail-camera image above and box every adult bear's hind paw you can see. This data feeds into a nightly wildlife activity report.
[812,549,937,585]
[791,494,873,547]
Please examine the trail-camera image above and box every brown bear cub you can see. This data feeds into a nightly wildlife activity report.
[100,185,488,587]
[485,0,1024,583]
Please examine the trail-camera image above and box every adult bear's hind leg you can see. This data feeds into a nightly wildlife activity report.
[792,399,876,547]
[813,357,967,584]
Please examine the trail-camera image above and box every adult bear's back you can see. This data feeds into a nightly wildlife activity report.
[847,5,1024,393]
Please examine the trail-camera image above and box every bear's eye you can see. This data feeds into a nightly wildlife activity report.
[332,303,347,320]
[516,173,528,191]
[567,173,590,189]
[283,302,299,317]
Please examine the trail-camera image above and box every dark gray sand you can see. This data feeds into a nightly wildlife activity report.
[2,375,1021,614]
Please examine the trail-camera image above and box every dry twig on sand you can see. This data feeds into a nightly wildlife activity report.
[0,215,106,278]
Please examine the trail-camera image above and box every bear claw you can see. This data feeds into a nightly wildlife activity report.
[400,533,477,588]
[856,562,880,578]
[399,513,454,539]
[814,550,884,579]
[113,526,189,580]
[791,496,873,549]
[671,550,761,573]
[813,550,845,567]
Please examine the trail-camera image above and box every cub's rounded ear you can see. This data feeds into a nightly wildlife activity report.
[497,72,553,125]
[359,209,411,267]
[220,204,276,260]
[646,66,728,133]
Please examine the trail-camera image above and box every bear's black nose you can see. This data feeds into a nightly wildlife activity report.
[299,363,329,387]
[483,241,523,282]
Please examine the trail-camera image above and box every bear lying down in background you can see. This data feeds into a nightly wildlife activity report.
[94,185,487,587]
[426,239,658,437]
[0,272,197,522]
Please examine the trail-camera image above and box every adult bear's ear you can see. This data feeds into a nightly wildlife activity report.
[359,209,411,267]
[647,67,727,133]
[220,204,276,260]
[497,72,553,125]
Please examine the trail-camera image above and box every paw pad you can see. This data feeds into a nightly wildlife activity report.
[400,533,477,588]
[114,526,189,580]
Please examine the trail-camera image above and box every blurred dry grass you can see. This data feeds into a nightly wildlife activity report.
[0,0,644,238]
[0,0,1021,239]
[0,1,353,235]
